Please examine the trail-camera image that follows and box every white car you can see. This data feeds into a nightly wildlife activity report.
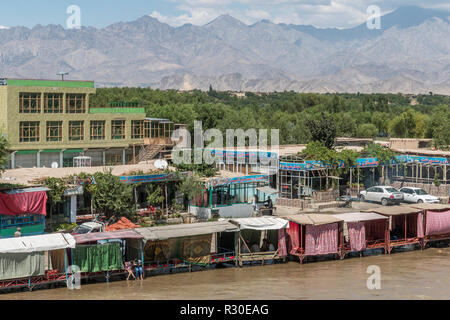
[72,221,104,234]
[399,187,440,204]
[359,186,403,206]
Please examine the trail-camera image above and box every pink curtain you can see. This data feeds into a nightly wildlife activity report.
[348,222,366,252]
[305,223,338,255]
[417,212,424,238]
[0,191,47,216]
[286,221,300,254]
[365,220,386,241]
[278,229,287,257]
[425,210,450,236]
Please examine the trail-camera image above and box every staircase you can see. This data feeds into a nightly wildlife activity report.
[132,144,165,164]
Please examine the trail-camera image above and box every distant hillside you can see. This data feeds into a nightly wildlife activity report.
[0,6,449,94]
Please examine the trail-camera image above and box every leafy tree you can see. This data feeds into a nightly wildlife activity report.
[356,123,378,138]
[0,135,10,174]
[361,143,397,165]
[306,113,337,149]
[85,171,135,219]
[146,183,164,207]
[43,177,68,217]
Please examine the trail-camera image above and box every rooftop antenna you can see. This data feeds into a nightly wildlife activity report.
[57,71,69,81]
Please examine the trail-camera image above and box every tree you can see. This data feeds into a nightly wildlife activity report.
[85,171,135,219]
[43,177,68,218]
[146,183,164,207]
[306,113,337,149]
[0,135,10,175]
[356,123,378,138]
[177,174,204,208]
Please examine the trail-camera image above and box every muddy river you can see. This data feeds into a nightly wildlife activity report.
[2,245,450,300]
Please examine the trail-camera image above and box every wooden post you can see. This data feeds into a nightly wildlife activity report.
[237,231,241,267]
[64,248,68,284]
[165,183,168,219]
[357,169,360,195]
[404,214,407,243]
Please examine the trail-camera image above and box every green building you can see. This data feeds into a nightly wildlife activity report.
[0,78,180,168]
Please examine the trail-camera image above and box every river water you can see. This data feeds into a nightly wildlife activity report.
[2,245,450,300]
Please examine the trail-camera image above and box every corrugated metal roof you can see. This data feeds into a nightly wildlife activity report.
[282,214,343,226]
[331,212,388,223]
[135,221,239,241]
[73,229,144,244]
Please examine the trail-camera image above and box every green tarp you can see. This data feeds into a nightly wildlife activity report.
[73,243,123,272]
[0,252,45,280]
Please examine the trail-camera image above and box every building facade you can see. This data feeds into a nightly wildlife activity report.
[0,78,179,168]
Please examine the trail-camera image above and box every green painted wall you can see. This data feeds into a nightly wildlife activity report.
[7,79,94,88]
[1,84,146,151]
[0,223,45,238]
[89,107,145,114]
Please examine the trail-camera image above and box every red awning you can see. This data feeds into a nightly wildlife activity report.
[0,191,47,216]
[73,229,144,244]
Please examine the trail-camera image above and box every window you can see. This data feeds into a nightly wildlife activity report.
[131,120,144,139]
[66,94,86,113]
[69,121,84,141]
[111,120,126,140]
[19,121,40,142]
[90,121,105,140]
[164,123,174,138]
[19,93,41,113]
[44,93,63,113]
[151,122,160,138]
[46,121,63,141]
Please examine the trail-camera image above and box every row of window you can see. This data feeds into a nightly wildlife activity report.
[19,120,146,142]
[19,93,86,113]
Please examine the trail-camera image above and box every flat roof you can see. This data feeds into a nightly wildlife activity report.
[2,78,95,88]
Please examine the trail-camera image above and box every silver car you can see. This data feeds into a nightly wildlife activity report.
[359,186,404,206]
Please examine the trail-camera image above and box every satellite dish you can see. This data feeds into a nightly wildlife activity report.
[154,159,168,170]
[51,162,59,168]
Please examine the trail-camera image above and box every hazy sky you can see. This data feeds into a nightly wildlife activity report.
[0,0,449,29]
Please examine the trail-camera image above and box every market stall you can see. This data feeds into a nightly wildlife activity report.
[331,212,389,256]
[0,233,76,291]
[229,217,289,266]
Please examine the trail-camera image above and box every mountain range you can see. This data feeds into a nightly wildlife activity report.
[0,6,449,94]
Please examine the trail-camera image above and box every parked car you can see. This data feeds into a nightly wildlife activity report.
[359,186,403,206]
[72,221,104,234]
[399,187,440,204]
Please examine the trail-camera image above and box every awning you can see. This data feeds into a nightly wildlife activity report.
[0,233,76,253]
[282,214,343,226]
[331,212,388,223]
[409,203,450,211]
[363,206,422,216]
[256,186,279,195]
[135,221,239,241]
[73,229,144,244]
[229,217,289,230]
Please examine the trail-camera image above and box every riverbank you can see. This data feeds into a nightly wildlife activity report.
[2,244,449,300]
